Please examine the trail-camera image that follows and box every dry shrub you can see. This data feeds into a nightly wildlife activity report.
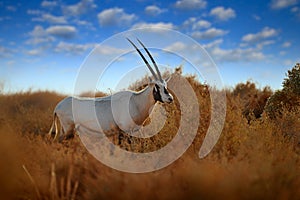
[0,90,64,135]
[0,71,300,199]
[264,63,300,144]
[232,81,272,122]
[79,91,107,98]
[268,108,300,146]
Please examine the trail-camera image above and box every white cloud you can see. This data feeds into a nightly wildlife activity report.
[291,6,299,12]
[270,0,298,9]
[145,5,166,16]
[192,20,211,30]
[202,39,223,49]
[0,16,11,21]
[204,39,266,62]
[26,25,55,45]
[131,22,175,30]
[29,25,47,38]
[280,51,286,55]
[191,28,228,40]
[282,41,291,47]
[98,8,137,27]
[26,48,44,56]
[26,25,76,50]
[210,6,236,21]
[291,6,300,13]
[26,26,93,55]
[41,1,57,8]
[74,19,95,30]
[182,17,196,27]
[183,18,211,30]
[33,14,67,24]
[284,59,294,66]
[54,42,126,56]
[46,25,77,39]
[164,42,188,52]
[174,0,207,10]
[55,42,96,55]
[27,37,54,45]
[63,0,97,16]
[242,27,278,43]
[290,6,300,17]
[27,9,44,15]
[6,6,17,12]
[6,60,15,66]
[0,45,13,58]
[94,45,127,55]
[164,39,265,63]
[253,14,261,20]
[256,40,275,49]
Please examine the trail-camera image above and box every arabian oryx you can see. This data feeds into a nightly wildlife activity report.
[48,38,173,141]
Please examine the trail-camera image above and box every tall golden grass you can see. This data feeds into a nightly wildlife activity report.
[0,73,299,199]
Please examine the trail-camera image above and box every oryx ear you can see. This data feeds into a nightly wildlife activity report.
[165,76,171,82]
[149,77,153,83]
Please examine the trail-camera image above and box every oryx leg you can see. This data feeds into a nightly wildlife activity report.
[59,124,75,142]
[48,113,74,142]
[53,124,63,141]
[56,116,75,142]
[48,113,58,137]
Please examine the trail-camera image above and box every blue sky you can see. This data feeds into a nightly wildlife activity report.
[0,0,299,94]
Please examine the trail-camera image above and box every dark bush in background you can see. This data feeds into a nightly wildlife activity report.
[265,63,300,119]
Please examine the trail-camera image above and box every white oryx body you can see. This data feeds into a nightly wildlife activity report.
[49,38,173,141]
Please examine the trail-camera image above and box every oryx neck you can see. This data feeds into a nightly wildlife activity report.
[135,85,156,105]
[129,85,156,125]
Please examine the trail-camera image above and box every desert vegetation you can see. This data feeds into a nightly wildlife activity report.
[0,64,299,199]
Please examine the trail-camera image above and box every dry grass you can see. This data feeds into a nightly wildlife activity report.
[0,74,300,200]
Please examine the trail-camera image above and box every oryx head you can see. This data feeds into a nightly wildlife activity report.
[127,38,173,104]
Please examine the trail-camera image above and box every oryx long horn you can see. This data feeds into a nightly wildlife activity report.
[136,38,163,82]
[127,38,158,81]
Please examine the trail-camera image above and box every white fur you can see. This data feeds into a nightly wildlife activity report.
[48,39,173,141]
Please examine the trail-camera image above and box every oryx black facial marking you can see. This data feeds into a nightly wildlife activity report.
[163,87,169,95]
[153,84,163,103]
[152,83,173,103]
